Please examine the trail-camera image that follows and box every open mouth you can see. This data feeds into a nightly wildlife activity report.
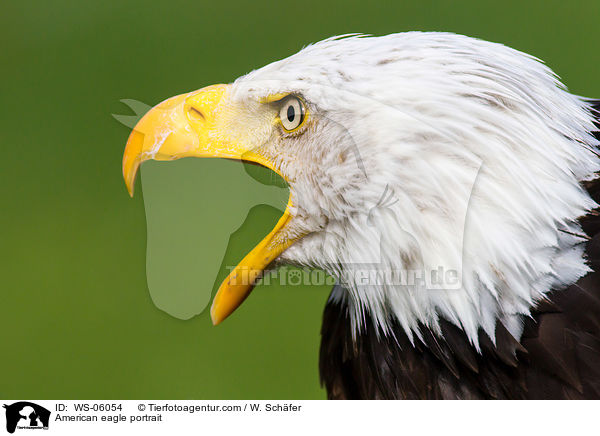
[122,84,296,325]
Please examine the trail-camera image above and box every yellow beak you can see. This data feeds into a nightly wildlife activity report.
[122,84,294,325]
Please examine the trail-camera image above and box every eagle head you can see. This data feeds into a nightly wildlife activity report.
[123,33,599,346]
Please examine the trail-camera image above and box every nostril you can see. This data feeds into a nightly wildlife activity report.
[188,106,205,121]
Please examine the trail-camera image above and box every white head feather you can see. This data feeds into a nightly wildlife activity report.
[230,32,600,346]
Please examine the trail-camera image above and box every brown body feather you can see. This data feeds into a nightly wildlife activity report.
[318,102,600,400]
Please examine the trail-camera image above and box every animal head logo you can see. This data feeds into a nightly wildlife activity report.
[3,402,50,434]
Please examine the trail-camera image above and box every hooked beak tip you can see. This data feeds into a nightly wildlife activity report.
[123,161,139,197]
[123,129,145,198]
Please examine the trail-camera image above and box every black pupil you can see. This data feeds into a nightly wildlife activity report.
[287,104,295,123]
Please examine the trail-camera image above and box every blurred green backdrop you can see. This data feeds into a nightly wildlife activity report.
[1,0,599,399]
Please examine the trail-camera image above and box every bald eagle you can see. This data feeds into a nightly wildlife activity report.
[123,33,600,399]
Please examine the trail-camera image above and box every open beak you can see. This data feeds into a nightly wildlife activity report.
[122,84,294,325]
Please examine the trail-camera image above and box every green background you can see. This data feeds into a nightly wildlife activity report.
[2,0,599,399]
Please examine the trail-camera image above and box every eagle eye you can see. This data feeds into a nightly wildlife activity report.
[278,96,306,132]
